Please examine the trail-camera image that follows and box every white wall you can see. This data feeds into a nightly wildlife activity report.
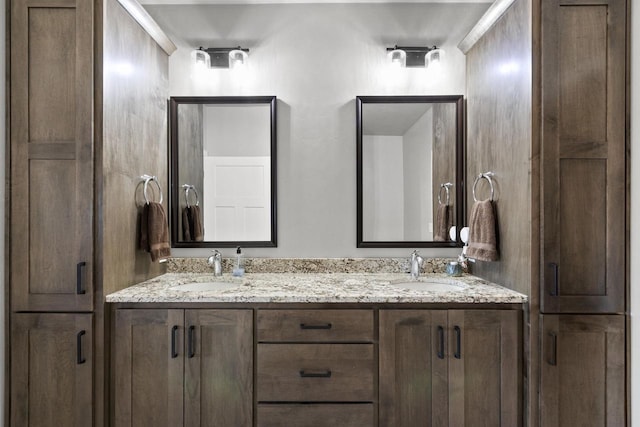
[144,3,484,258]
[362,135,404,240]
[403,108,433,240]
[631,0,639,423]
[203,104,270,157]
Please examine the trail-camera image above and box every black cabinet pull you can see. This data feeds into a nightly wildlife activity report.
[188,325,196,358]
[299,370,332,378]
[171,325,179,358]
[76,262,86,295]
[300,323,332,330]
[454,326,462,359]
[548,263,559,296]
[437,326,445,359]
[77,330,86,365]
[548,332,557,366]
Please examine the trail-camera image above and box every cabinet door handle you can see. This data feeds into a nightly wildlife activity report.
[437,326,445,359]
[548,263,559,296]
[454,326,462,359]
[548,332,557,366]
[76,262,86,295]
[171,325,179,358]
[299,369,332,378]
[300,323,332,330]
[188,325,196,358]
[77,330,86,365]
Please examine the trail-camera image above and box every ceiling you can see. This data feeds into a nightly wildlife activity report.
[362,103,433,136]
[141,0,491,4]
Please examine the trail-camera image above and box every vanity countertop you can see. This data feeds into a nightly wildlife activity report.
[106,272,527,304]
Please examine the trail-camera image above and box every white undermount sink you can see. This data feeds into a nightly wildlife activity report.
[390,278,467,292]
[170,282,239,292]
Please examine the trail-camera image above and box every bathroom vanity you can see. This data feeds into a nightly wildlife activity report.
[107,272,526,427]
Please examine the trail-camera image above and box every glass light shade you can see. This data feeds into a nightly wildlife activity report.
[425,48,445,69]
[229,49,248,69]
[191,48,210,70]
[388,49,406,68]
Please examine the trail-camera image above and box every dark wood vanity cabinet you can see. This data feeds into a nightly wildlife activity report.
[113,309,253,427]
[11,313,94,426]
[379,309,521,427]
[256,309,376,427]
[540,315,625,426]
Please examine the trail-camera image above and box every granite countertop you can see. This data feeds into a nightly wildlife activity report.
[106,272,527,304]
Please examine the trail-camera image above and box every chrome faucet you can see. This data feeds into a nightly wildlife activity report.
[207,250,223,276]
[410,250,424,279]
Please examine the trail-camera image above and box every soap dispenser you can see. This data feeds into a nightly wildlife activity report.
[232,246,245,277]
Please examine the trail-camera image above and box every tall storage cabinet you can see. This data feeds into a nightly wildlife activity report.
[7,0,174,424]
[539,0,628,424]
[9,0,96,424]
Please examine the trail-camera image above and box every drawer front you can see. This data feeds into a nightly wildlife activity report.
[257,404,374,427]
[257,344,375,402]
[257,310,374,342]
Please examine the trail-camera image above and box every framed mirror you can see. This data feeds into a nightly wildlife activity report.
[169,96,277,247]
[356,95,464,248]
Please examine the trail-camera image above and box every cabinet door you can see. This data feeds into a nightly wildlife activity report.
[540,315,624,426]
[114,309,184,427]
[379,310,448,427]
[540,0,626,313]
[11,313,93,426]
[10,0,94,312]
[448,310,521,427]
[184,310,253,427]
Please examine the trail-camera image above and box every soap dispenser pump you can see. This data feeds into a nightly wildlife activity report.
[232,246,245,277]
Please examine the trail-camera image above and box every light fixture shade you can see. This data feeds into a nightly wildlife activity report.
[425,48,445,69]
[388,49,406,68]
[229,49,248,69]
[191,48,210,70]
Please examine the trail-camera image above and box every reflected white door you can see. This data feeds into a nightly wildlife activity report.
[203,156,271,241]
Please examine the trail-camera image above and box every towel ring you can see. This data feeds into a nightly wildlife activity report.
[182,184,199,208]
[472,172,495,202]
[438,182,453,206]
[140,175,163,205]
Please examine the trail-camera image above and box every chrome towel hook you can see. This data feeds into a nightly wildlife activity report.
[438,182,453,206]
[182,184,200,208]
[472,172,495,202]
[140,174,163,205]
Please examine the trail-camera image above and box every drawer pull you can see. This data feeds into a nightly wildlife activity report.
[171,325,179,358]
[299,369,332,378]
[77,330,86,365]
[437,326,445,359]
[454,326,462,359]
[548,332,557,366]
[300,323,332,330]
[188,325,196,358]
[76,262,86,295]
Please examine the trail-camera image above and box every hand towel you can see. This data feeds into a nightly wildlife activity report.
[467,199,499,261]
[190,205,204,242]
[434,204,452,241]
[182,207,192,241]
[143,202,171,262]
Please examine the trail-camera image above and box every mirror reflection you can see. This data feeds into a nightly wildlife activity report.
[357,96,463,248]
[170,96,277,247]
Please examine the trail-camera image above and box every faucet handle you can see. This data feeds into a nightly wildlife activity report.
[207,249,221,265]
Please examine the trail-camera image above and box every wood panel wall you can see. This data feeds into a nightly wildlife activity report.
[464,0,536,424]
[177,104,204,241]
[431,103,457,241]
[101,0,170,295]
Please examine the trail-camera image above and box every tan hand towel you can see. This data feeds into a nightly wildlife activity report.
[182,207,192,241]
[190,206,204,242]
[145,202,171,262]
[467,200,499,261]
[434,204,452,241]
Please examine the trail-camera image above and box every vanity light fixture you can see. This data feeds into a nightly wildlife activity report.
[192,46,250,69]
[386,45,444,69]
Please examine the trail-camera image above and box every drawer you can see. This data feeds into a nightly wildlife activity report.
[257,404,374,427]
[257,309,374,342]
[257,343,375,402]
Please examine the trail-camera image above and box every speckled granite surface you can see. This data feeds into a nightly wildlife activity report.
[106,272,527,304]
[167,257,453,274]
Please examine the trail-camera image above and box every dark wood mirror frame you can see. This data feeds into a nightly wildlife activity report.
[356,95,465,248]
[169,96,277,248]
